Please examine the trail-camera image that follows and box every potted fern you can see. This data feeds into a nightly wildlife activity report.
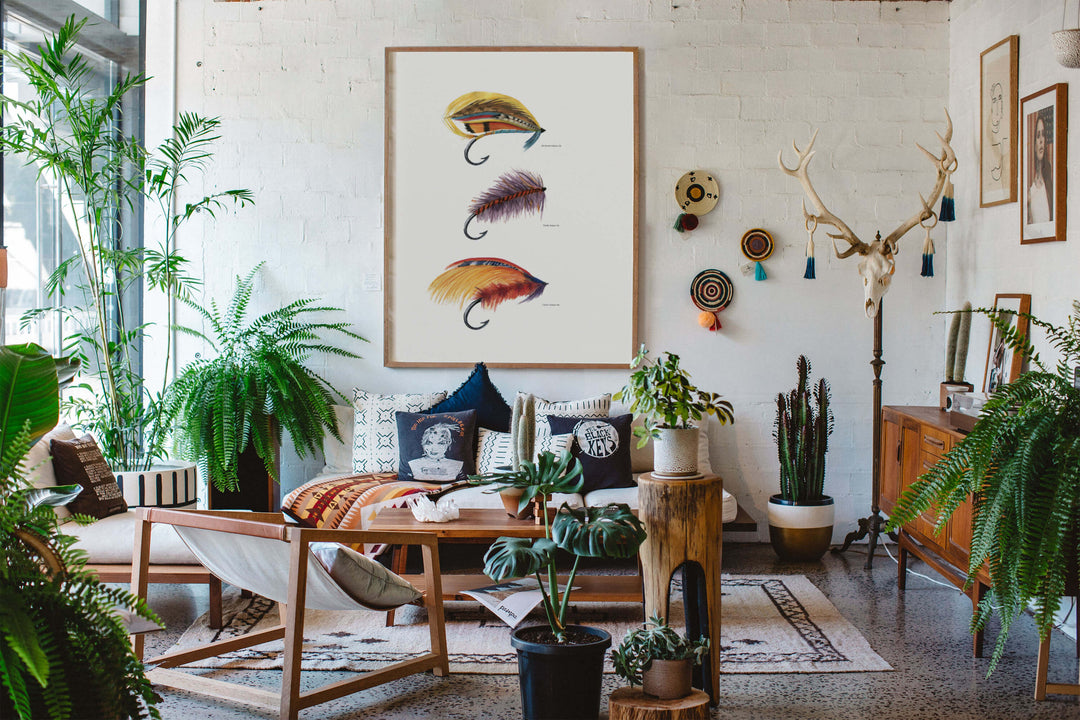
[614,345,734,478]
[770,355,834,561]
[470,451,647,720]
[887,301,1080,673]
[612,614,710,700]
[164,266,365,510]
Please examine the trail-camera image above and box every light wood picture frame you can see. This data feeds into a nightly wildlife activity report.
[980,35,1018,207]
[1020,83,1067,244]
[982,293,1031,393]
[384,47,640,368]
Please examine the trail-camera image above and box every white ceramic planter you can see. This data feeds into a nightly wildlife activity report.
[1052,29,1080,68]
[767,494,835,562]
[652,427,700,478]
[114,463,197,508]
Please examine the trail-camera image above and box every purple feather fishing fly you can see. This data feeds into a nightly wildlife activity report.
[464,170,546,240]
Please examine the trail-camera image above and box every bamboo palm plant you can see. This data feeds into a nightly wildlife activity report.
[0,17,251,469]
[887,301,1080,673]
[163,266,365,492]
[774,355,833,503]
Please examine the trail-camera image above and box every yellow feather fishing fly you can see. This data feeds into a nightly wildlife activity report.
[443,92,545,165]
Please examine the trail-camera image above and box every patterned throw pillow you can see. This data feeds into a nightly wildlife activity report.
[547,414,634,492]
[524,392,611,438]
[396,410,477,482]
[475,428,575,474]
[426,362,512,432]
[352,389,447,473]
[50,435,128,519]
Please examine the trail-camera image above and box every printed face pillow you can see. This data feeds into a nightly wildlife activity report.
[396,410,477,483]
[546,413,634,492]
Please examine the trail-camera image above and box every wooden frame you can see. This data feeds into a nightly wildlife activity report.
[131,508,449,720]
[982,293,1031,393]
[980,35,1019,207]
[384,47,640,368]
[1020,84,1068,244]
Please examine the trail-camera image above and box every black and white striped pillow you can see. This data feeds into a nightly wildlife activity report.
[522,392,611,438]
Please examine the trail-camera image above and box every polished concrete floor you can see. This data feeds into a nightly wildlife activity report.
[139,542,1080,719]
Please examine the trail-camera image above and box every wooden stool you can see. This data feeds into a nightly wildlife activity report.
[609,687,709,720]
[638,473,723,706]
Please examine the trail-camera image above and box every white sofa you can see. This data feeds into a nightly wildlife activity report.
[309,405,739,522]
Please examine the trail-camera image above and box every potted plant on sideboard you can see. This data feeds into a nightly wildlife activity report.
[611,614,710,701]
[614,345,734,478]
[0,17,251,500]
[471,450,647,720]
[164,265,365,510]
[887,301,1080,674]
[769,355,835,562]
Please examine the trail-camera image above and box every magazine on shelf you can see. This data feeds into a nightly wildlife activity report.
[460,578,578,628]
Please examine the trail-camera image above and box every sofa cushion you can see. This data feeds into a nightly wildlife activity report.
[548,414,634,492]
[426,362,512,433]
[322,404,355,474]
[526,392,611,437]
[446,484,585,511]
[352,389,448,473]
[21,424,77,519]
[282,472,404,528]
[309,542,421,610]
[475,428,574,474]
[61,507,201,565]
[396,410,477,482]
[583,486,738,523]
[51,435,127,519]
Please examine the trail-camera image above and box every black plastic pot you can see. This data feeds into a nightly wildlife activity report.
[510,624,612,720]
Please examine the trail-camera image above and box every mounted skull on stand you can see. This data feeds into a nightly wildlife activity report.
[776,111,957,568]
[778,110,956,317]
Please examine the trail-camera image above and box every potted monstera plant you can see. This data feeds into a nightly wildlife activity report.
[614,346,734,478]
[471,450,647,720]
[612,614,710,700]
[769,355,835,561]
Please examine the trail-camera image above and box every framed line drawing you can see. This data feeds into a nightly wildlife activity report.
[980,35,1018,207]
[1020,83,1067,244]
[384,47,640,368]
[982,293,1031,393]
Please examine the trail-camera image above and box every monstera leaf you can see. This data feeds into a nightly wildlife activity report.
[552,503,647,559]
[483,537,557,582]
[0,344,60,460]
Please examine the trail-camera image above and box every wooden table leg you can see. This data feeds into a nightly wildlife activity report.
[385,544,408,627]
[208,575,223,629]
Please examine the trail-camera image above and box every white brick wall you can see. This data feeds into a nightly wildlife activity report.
[163,0,950,541]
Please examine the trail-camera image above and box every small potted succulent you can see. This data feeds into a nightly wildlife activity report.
[612,614,710,700]
[614,345,734,478]
[769,355,834,561]
[470,450,647,720]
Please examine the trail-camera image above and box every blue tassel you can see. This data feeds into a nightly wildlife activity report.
[939,179,955,222]
[804,256,815,280]
[921,253,934,277]
[754,261,767,281]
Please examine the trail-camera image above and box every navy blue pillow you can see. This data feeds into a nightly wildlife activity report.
[546,414,633,492]
[396,410,477,483]
[427,362,512,432]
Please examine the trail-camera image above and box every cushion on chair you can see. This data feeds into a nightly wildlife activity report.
[525,392,611,438]
[425,362,512,432]
[51,435,127,519]
[352,389,448,473]
[62,508,201,565]
[475,428,574,474]
[547,414,634,492]
[395,410,477,482]
[309,542,421,609]
[21,424,77,519]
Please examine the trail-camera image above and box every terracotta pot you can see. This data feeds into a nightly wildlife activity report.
[767,494,835,562]
[500,488,533,520]
[652,427,700,478]
[642,658,693,700]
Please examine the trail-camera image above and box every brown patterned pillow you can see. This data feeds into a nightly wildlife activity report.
[50,435,127,519]
[281,473,399,529]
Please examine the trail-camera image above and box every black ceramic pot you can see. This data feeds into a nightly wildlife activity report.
[510,624,612,720]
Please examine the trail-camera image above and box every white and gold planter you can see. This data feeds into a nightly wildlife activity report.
[767,494,834,562]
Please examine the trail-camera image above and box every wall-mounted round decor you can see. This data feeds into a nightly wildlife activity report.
[741,228,773,281]
[673,170,719,232]
[690,268,733,331]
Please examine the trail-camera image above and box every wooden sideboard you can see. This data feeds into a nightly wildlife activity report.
[880,405,990,657]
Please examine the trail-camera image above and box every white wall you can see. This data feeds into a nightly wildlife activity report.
[948,0,1080,378]
[165,0,951,540]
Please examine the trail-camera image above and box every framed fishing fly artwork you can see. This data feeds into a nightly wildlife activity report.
[384,47,640,368]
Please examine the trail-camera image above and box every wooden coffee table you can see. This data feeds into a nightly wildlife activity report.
[369,507,644,625]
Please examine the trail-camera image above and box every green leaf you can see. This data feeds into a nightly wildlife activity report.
[25,485,84,510]
[482,536,556,581]
[552,503,647,559]
[0,344,60,459]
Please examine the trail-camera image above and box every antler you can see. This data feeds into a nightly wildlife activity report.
[881,108,956,252]
[778,130,870,258]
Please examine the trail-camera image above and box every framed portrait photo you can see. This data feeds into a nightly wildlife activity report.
[1020,83,1067,244]
[980,36,1018,207]
[384,47,640,368]
[982,293,1031,393]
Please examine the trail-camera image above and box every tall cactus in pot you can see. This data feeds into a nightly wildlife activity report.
[775,355,833,504]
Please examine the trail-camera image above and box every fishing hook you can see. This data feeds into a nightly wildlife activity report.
[463,298,490,330]
[463,214,487,240]
[464,137,490,166]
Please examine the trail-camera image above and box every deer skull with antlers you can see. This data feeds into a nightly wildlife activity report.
[778,111,956,318]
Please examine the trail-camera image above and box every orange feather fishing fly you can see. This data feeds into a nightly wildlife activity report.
[428,257,548,330]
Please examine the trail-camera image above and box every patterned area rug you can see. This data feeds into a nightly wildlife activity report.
[169,574,891,674]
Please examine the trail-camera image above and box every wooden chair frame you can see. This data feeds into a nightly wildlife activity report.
[131,508,449,720]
